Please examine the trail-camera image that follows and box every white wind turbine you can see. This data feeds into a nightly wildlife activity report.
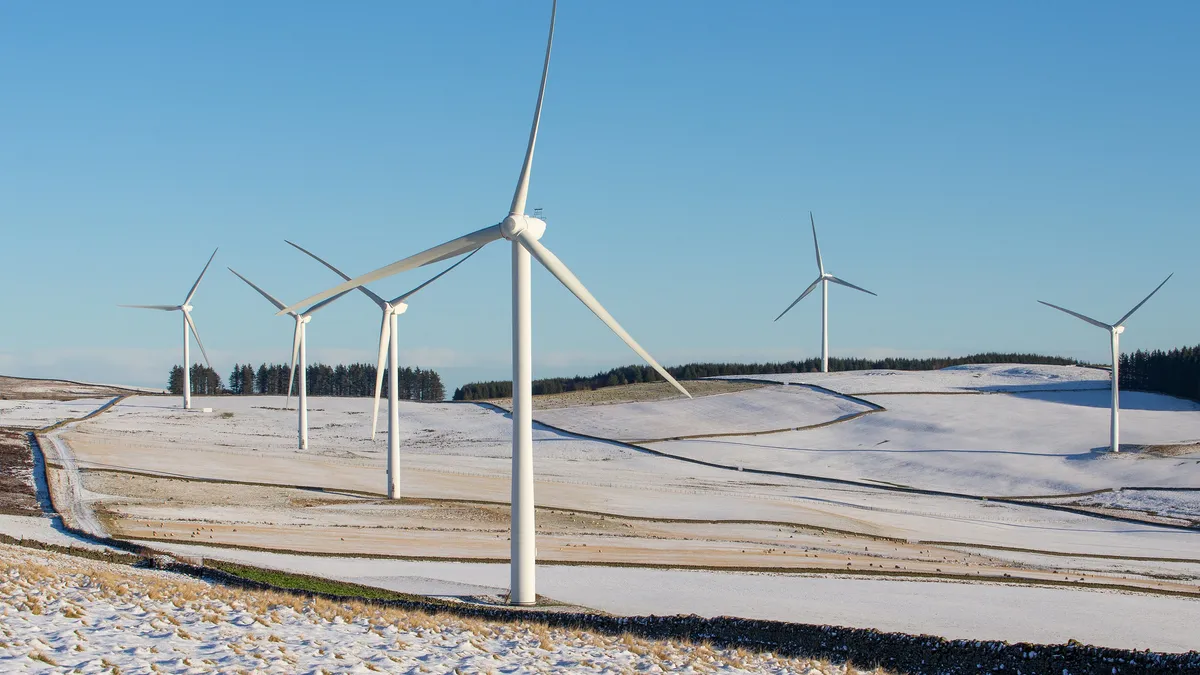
[277,0,689,605]
[228,268,353,450]
[285,240,479,499]
[1039,274,1172,453]
[119,248,218,409]
[774,213,876,372]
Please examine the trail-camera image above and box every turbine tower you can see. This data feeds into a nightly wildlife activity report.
[277,0,689,606]
[119,248,218,409]
[228,268,352,450]
[1039,274,1172,453]
[774,213,876,372]
[285,241,479,499]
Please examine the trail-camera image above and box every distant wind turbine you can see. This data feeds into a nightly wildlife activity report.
[285,240,479,499]
[119,249,218,409]
[774,214,876,372]
[228,268,352,450]
[1039,274,1172,453]
[275,0,689,606]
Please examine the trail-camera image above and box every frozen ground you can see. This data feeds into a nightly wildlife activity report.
[0,544,841,674]
[0,514,114,552]
[145,542,1200,653]
[716,364,1110,394]
[0,398,115,430]
[648,389,1200,496]
[531,384,872,441]
[34,365,1200,652]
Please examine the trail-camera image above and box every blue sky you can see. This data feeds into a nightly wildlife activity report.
[2,1,1197,395]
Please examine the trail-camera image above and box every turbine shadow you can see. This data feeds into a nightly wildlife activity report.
[979,385,1200,412]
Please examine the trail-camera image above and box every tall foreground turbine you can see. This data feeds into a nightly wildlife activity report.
[285,240,478,499]
[278,0,689,605]
[774,214,876,372]
[1039,274,1172,453]
[228,268,351,450]
[119,249,218,409]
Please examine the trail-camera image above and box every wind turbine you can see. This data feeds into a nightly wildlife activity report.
[1039,274,1172,453]
[119,248,218,409]
[276,0,689,606]
[774,213,876,372]
[285,240,479,499]
[228,268,353,450]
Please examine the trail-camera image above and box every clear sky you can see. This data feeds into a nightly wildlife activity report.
[2,1,1197,396]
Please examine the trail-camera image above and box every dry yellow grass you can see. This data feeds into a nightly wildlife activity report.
[485,379,763,410]
[0,542,883,674]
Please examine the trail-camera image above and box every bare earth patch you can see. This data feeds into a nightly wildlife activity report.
[0,428,40,516]
[485,379,763,411]
[1125,441,1200,458]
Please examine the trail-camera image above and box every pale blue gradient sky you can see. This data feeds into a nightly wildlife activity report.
[1,1,1196,395]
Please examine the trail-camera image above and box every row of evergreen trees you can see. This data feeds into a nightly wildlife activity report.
[168,363,445,400]
[1120,345,1200,402]
[167,365,225,396]
[452,352,1079,400]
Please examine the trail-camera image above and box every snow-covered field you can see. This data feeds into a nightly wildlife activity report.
[649,389,1200,496]
[531,384,872,441]
[718,364,1110,394]
[0,543,848,674]
[0,398,115,430]
[144,542,1200,653]
[22,364,1200,653]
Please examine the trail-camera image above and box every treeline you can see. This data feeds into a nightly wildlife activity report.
[1120,345,1200,402]
[452,352,1079,400]
[168,363,445,400]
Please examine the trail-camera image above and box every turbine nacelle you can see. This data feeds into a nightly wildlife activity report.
[390,301,410,316]
[501,214,547,242]
[180,304,193,313]
[1114,325,1125,335]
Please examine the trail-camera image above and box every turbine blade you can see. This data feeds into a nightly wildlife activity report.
[302,289,355,318]
[183,312,212,371]
[1115,273,1172,327]
[184,248,218,306]
[391,247,481,304]
[371,312,390,441]
[286,320,301,406]
[517,232,691,398]
[508,0,557,217]
[810,212,824,275]
[286,240,389,309]
[774,278,823,322]
[826,275,877,296]
[118,304,179,311]
[1038,300,1111,330]
[277,225,505,315]
[228,268,289,313]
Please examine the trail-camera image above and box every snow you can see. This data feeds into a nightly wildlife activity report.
[144,542,1200,653]
[531,384,872,441]
[0,543,833,674]
[647,389,1200,497]
[1072,489,1200,520]
[0,398,114,430]
[39,364,1200,653]
[0,515,114,553]
[716,363,1110,394]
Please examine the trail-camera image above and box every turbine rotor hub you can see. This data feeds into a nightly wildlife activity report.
[501,214,547,242]
[180,305,193,313]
